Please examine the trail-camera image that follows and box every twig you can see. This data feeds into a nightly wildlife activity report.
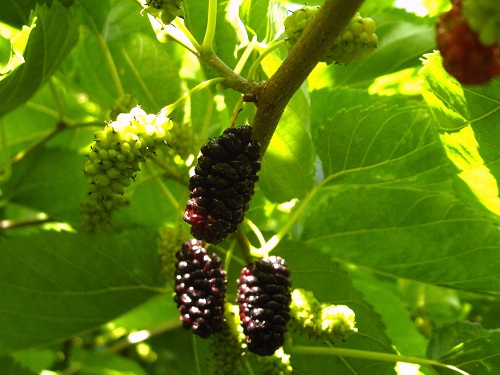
[250,0,365,154]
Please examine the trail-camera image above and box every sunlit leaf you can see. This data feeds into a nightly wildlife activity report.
[304,98,500,294]
[421,51,500,217]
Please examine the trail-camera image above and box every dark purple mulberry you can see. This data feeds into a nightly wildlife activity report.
[174,239,227,338]
[237,256,292,356]
[183,125,261,245]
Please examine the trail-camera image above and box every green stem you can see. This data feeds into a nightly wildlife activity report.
[201,52,257,94]
[203,0,218,54]
[162,77,225,116]
[11,120,103,165]
[290,346,470,375]
[257,184,320,255]
[200,90,215,143]
[77,2,125,97]
[229,95,244,127]
[173,18,203,54]
[234,38,258,75]
[48,78,65,119]
[0,118,11,182]
[94,26,125,98]
[247,40,286,81]
[235,230,254,264]
[150,153,188,185]
[193,334,202,375]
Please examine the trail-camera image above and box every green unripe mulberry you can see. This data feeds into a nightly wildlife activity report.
[290,288,357,342]
[284,6,378,64]
[83,106,173,200]
[142,0,184,24]
[81,194,129,232]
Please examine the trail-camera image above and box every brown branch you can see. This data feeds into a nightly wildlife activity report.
[250,0,365,153]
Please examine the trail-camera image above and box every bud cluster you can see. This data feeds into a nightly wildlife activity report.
[284,6,378,64]
[83,106,173,199]
[290,288,357,342]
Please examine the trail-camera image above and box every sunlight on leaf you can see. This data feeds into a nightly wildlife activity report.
[440,126,500,215]
[368,67,422,96]
[0,20,35,78]
[421,51,500,218]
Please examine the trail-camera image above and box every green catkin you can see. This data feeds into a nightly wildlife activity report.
[81,106,172,231]
[168,122,199,161]
[289,288,357,342]
[208,304,245,375]
[157,224,186,280]
[255,347,293,375]
[80,194,129,232]
[83,106,173,200]
[284,6,378,64]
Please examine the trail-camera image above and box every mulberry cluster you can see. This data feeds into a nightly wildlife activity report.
[183,125,261,245]
[142,0,184,24]
[237,256,292,356]
[284,6,378,64]
[463,0,500,46]
[174,239,227,338]
[168,122,199,161]
[436,0,500,84]
[290,288,357,342]
[83,106,173,199]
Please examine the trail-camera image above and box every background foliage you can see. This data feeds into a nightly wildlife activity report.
[0,0,499,374]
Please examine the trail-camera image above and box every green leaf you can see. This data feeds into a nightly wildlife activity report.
[275,241,396,375]
[241,0,269,41]
[330,8,435,88]
[11,349,55,374]
[70,346,149,375]
[304,99,500,294]
[111,294,178,332]
[64,2,182,113]
[421,51,500,217]
[259,90,315,202]
[0,22,35,78]
[428,321,500,375]
[0,355,38,375]
[0,230,165,351]
[1,147,88,224]
[0,1,80,118]
[348,269,429,358]
[112,34,183,113]
[427,321,490,360]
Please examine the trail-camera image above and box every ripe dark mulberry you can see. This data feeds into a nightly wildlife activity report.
[237,256,292,356]
[183,125,261,245]
[174,239,227,338]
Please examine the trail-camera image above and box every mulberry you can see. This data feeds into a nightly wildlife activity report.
[183,125,261,245]
[284,6,378,64]
[237,256,292,356]
[174,239,227,338]
[436,0,500,84]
